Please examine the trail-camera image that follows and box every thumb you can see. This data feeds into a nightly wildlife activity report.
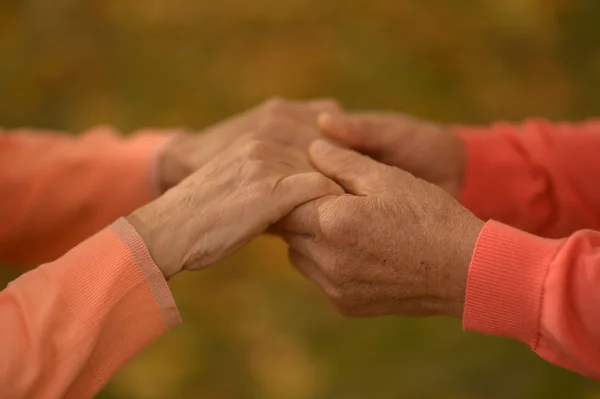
[317,112,392,152]
[308,139,391,195]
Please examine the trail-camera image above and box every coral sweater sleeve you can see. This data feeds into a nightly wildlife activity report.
[455,119,600,238]
[0,218,181,399]
[0,126,176,265]
[456,119,600,379]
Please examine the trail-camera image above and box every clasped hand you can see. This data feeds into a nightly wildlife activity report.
[128,98,484,319]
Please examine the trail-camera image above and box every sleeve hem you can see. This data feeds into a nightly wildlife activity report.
[463,221,560,348]
[111,218,181,329]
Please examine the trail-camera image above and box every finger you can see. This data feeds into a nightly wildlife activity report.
[288,248,331,291]
[318,113,368,147]
[308,139,393,195]
[318,112,401,152]
[273,196,333,235]
[270,140,314,171]
[274,172,344,217]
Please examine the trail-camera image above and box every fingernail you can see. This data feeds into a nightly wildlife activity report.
[310,139,337,157]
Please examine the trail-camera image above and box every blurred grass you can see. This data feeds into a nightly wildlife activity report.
[2,0,600,398]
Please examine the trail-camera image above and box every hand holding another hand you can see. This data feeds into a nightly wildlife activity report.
[318,112,466,198]
[135,99,482,319]
[277,140,484,318]
[128,134,343,279]
[159,98,343,191]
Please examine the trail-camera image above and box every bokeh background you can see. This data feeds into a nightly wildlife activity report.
[2,0,600,398]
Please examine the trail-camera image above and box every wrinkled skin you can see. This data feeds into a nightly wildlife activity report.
[277,140,483,318]
[128,134,343,278]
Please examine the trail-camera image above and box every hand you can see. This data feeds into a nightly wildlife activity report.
[277,140,484,318]
[318,112,466,198]
[128,134,344,279]
[158,97,343,191]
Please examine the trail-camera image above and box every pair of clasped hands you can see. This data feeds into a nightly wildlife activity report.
[129,98,484,319]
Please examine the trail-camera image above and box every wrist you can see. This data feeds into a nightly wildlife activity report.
[462,221,556,343]
[443,214,485,319]
[126,203,183,279]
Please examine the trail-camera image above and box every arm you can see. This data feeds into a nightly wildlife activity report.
[456,119,600,238]
[464,221,600,380]
[0,126,175,265]
[0,102,344,397]
[0,218,180,399]
[0,97,342,266]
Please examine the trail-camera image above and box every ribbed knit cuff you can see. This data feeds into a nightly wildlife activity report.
[111,218,181,329]
[46,222,182,390]
[463,221,560,348]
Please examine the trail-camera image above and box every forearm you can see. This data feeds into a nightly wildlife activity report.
[0,218,180,398]
[0,126,178,265]
[463,221,600,380]
[455,119,600,238]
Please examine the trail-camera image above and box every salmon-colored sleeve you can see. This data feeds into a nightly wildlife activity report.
[0,218,181,399]
[455,119,600,238]
[457,120,600,378]
[0,126,179,265]
[463,221,600,380]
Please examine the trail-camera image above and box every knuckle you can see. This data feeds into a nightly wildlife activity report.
[241,138,272,159]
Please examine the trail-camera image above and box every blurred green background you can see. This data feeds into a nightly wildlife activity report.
[2,0,600,398]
